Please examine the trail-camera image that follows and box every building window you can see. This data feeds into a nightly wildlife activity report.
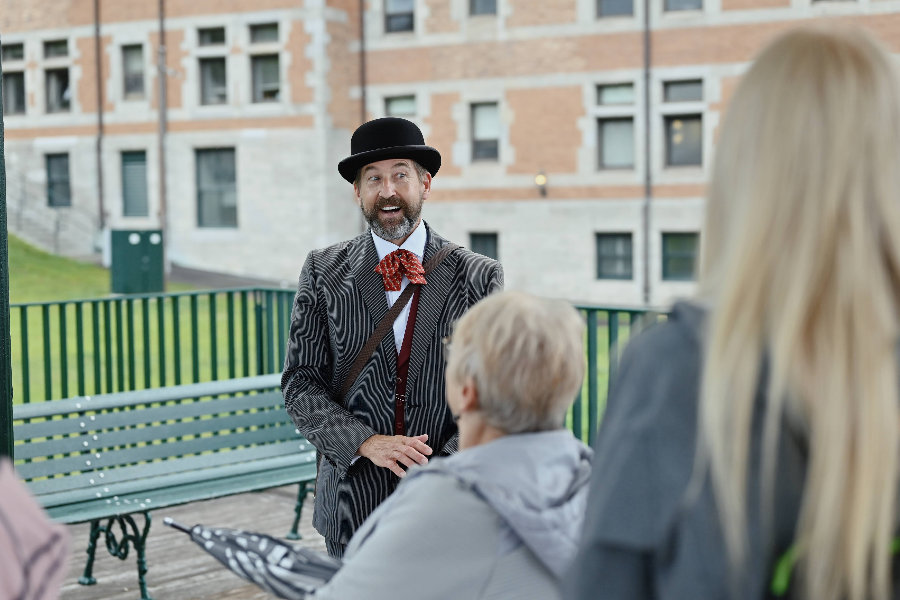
[472,103,500,162]
[198,27,226,46]
[45,68,70,113]
[662,233,699,281]
[250,23,279,43]
[197,149,237,228]
[385,95,416,117]
[596,233,633,280]
[471,0,497,14]
[1,43,24,62]
[598,0,634,16]
[122,45,145,100]
[122,151,149,217]
[251,55,280,102]
[664,80,703,103]
[665,115,702,166]
[200,58,227,105]
[43,40,68,58]
[470,233,498,260]
[597,83,634,105]
[46,154,71,208]
[3,72,25,115]
[598,118,634,169]
[386,0,415,33]
[665,0,702,9]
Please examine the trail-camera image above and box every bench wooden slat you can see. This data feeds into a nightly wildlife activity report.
[14,392,283,441]
[16,423,299,480]
[37,450,316,508]
[16,407,291,460]
[24,440,311,496]
[13,374,282,421]
[44,461,318,524]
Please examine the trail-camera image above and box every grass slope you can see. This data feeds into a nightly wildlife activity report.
[9,234,113,304]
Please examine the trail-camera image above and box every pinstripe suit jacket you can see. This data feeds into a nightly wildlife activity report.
[281,223,504,543]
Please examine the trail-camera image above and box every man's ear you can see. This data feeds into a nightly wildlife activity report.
[353,183,362,205]
[421,171,432,201]
[460,377,480,413]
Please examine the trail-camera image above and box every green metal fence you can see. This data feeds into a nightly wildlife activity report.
[9,287,659,445]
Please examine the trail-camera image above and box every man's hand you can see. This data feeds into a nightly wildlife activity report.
[357,434,433,478]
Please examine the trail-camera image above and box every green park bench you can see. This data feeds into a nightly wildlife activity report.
[12,373,318,600]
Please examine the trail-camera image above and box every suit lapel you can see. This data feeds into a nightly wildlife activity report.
[350,230,397,382]
[406,224,456,395]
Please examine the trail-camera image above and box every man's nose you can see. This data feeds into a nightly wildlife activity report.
[378,178,396,198]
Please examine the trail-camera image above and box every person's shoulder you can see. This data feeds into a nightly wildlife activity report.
[623,300,705,370]
[308,231,368,264]
[400,468,498,522]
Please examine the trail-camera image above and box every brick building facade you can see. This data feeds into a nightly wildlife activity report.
[2,0,896,305]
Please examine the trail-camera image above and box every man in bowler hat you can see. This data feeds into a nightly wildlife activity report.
[282,117,504,557]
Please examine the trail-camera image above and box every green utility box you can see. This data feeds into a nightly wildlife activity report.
[111,230,164,294]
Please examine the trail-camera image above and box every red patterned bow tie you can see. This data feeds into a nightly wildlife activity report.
[375,250,427,292]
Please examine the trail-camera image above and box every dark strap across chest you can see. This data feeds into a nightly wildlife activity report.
[393,287,421,436]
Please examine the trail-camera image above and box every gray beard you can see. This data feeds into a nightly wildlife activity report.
[368,213,417,241]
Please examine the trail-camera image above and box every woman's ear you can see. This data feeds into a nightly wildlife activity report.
[460,378,480,413]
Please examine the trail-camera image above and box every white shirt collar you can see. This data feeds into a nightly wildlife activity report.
[371,220,427,262]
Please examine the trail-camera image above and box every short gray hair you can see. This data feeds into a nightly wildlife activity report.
[446,292,586,434]
[353,159,428,189]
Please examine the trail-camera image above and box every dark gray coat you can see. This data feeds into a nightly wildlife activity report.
[281,223,503,544]
[564,302,808,600]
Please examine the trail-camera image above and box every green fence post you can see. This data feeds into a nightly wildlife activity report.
[0,50,12,458]
[586,310,598,447]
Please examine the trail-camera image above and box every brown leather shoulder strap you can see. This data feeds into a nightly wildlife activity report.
[338,243,460,400]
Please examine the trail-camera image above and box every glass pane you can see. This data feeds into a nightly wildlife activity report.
[197,149,238,228]
[471,0,497,14]
[597,234,632,279]
[666,116,702,166]
[472,140,499,161]
[123,46,144,97]
[664,80,703,102]
[46,69,70,112]
[2,44,24,61]
[386,14,414,32]
[662,233,698,280]
[200,58,227,105]
[387,0,415,12]
[386,95,416,116]
[470,233,498,260]
[250,23,279,43]
[3,72,25,115]
[599,0,634,16]
[473,103,500,140]
[600,119,634,169]
[46,154,71,207]
[252,55,280,102]
[665,0,702,10]
[198,27,226,46]
[598,84,634,105]
[122,152,149,217]
[44,40,68,58]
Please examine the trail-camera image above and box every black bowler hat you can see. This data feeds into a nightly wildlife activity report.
[338,117,441,184]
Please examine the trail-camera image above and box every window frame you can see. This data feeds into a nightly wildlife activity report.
[385,95,417,117]
[596,233,634,280]
[664,114,703,168]
[598,117,635,170]
[198,27,226,47]
[46,153,72,208]
[597,0,634,17]
[593,81,638,173]
[199,57,228,106]
[385,0,415,33]
[664,0,703,11]
[251,54,280,103]
[43,39,68,59]
[661,232,699,281]
[1,43,24,63]
[469,232,499,260]
[3,71,26,116]
[122,44,146,100]
[250,23,279,44]
[664,79,703,103]
[471,102,501,163]
[470,0,498,15]
[196,148,238,229]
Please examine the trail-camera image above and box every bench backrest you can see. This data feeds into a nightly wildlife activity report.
[12,374,311,501]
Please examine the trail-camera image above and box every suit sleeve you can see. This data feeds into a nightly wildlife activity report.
[282,252,377,478]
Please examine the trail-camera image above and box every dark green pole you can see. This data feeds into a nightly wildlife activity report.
[0,39,12,459]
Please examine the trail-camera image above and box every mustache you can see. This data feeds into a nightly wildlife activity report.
[373,196,410,212]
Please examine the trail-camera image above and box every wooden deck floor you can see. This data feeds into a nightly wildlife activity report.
[60,486,325,600]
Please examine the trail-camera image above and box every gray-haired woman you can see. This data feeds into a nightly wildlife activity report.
[313,291,592,600]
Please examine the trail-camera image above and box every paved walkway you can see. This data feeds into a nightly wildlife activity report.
[60,486,325,600]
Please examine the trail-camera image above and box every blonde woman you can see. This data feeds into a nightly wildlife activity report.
[313,291,592,600]
[565,27,900,600]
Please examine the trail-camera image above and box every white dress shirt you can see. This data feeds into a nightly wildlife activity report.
[371,221,427,353]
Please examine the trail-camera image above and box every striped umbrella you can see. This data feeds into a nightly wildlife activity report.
[163,518,341,600]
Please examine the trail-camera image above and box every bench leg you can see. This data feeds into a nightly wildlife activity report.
[285,481,308,540]
[77,520,102,585]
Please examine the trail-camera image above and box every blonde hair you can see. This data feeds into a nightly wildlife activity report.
[446,292,585,434]
[700,26,900,600]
